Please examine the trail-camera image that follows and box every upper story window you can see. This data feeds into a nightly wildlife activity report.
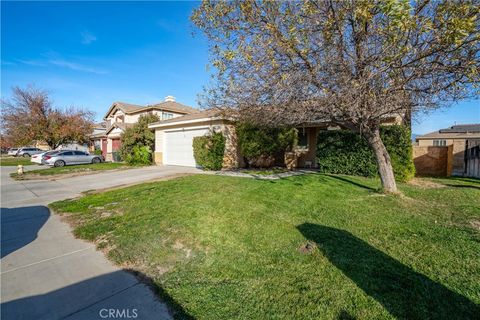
[433,139,447,146]
[162,112,174,120]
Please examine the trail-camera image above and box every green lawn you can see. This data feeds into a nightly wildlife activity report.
[50,174,480,319]
[0,156,34,166]
[11,162,135,179]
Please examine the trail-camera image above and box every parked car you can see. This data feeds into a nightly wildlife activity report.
[16,147,44,157]
[7,148,19,156]
[43,150,103,167]
[30,151,60,164]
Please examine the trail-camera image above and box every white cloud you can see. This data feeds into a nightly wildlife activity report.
[17,59,46,66]
[81,31,97,45]
[1,60,17,66]
[49,59,107,74]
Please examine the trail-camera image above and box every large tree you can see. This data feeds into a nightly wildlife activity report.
[1,86,94,149]
[192,0,480,192]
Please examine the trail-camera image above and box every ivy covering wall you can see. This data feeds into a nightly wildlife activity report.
[316,125,415,181]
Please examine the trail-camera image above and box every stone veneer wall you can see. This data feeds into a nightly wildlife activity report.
[222,124,244,169]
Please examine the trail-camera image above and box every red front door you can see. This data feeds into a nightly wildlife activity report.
[112,139,121,151]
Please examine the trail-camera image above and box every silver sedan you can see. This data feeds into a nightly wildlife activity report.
[43,150,103,167]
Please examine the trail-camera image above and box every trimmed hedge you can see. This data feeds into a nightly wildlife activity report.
[193,132,226,170]
[316,125,415,181]
[236,123,297,158]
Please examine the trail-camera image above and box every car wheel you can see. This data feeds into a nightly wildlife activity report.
[92,157,101,164]
[54,160,66,167]
[23,153,30,158]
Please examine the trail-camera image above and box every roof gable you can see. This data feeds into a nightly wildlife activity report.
[103,100,198,119]
[104,102,144,119]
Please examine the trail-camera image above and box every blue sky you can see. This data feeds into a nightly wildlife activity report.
[1,1,479,134]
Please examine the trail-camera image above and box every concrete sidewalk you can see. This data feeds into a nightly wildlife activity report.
[1,165,200,320]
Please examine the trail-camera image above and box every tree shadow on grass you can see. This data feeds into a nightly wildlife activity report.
[446,177,480,185]
[325,175,377,191]
[297,223,480,319]
[443,184,480,190]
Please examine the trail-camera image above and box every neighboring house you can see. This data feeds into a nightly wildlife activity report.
[414,124,480,177]
[415,124,480,147]
[91,96,198,161]
[88,122,107,151]
[148,110,403,169]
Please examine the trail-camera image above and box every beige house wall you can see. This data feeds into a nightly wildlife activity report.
[417,139,454,147]
[154,130,164,165]
[125,110,185,123]
[152,120,244,168]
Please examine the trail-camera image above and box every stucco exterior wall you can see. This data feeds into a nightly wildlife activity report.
[417,139,454,147]
[154,130,164,165]
[152,120,244,168]
[106,138,113,153]
[125,110,185,123]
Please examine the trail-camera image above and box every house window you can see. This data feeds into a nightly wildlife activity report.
[297,129,309,148]
[162,112,174,120]
[433,139,447,146]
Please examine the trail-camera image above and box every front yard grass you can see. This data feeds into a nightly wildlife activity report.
[50,174,480,319]
[11,162,135,179]
[0,156,34,166]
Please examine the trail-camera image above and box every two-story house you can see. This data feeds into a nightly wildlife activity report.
[91,96,198,161]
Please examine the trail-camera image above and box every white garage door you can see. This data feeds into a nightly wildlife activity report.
[164,127,209,167]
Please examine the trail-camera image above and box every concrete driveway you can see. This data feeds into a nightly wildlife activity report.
[1,165,200,320]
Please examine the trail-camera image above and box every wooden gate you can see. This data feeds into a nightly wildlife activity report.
[465,139,480,178]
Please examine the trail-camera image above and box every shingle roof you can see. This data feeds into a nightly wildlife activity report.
[93,122,107,129]
[438,124,480,133]
[416,124,480,140]
[104,100,198,119]
[148,101,199,115]
[148,109,220,127]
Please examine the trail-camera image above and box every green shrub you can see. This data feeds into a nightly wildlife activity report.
[123,145,152,165]
[193,132,226,170]
[316,125,415,181]
[120,114,159,165]
[236,123,297,159]
[93,149,102,156]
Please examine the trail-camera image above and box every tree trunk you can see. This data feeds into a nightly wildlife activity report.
[364,127,398,193]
